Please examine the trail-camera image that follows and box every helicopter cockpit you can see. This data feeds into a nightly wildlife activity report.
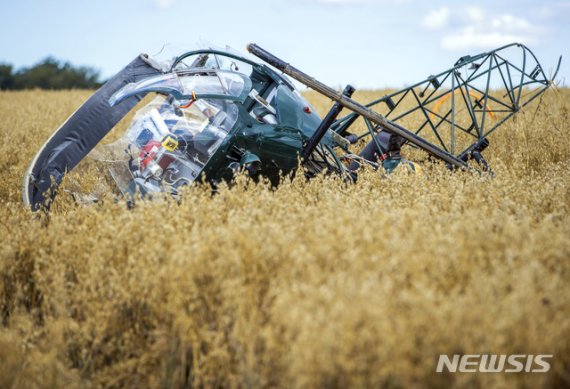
[94,49,319,197]
[102,68,251,196]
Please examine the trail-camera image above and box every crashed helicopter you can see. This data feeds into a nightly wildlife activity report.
[23,43,561,211]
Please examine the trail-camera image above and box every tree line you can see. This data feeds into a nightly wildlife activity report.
[0,57,102,90]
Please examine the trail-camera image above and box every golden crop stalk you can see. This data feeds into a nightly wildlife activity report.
[0,89,569,388]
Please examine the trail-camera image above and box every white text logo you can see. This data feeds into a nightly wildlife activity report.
[436,354,552,373]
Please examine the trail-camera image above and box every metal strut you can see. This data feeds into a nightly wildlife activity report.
[302,84,355,161]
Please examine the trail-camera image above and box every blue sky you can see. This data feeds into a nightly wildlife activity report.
[0,0,568,89]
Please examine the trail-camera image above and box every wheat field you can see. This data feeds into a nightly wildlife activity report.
[0,88,569,388]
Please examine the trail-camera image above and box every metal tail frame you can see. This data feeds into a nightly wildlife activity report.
[248,43,561,173]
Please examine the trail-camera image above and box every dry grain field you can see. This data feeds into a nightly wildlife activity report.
[0,88,569,388]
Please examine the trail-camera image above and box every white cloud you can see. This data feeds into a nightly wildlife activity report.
[422,6,539,51]
[466,6,485,23]
[491,14,530,31]
[154,0,176,9]
[442,28,536,51]
[422,6,450,30]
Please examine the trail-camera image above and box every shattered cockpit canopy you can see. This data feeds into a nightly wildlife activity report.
[76,48,317,201]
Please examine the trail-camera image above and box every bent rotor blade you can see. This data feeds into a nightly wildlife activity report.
[247,43,470,171]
